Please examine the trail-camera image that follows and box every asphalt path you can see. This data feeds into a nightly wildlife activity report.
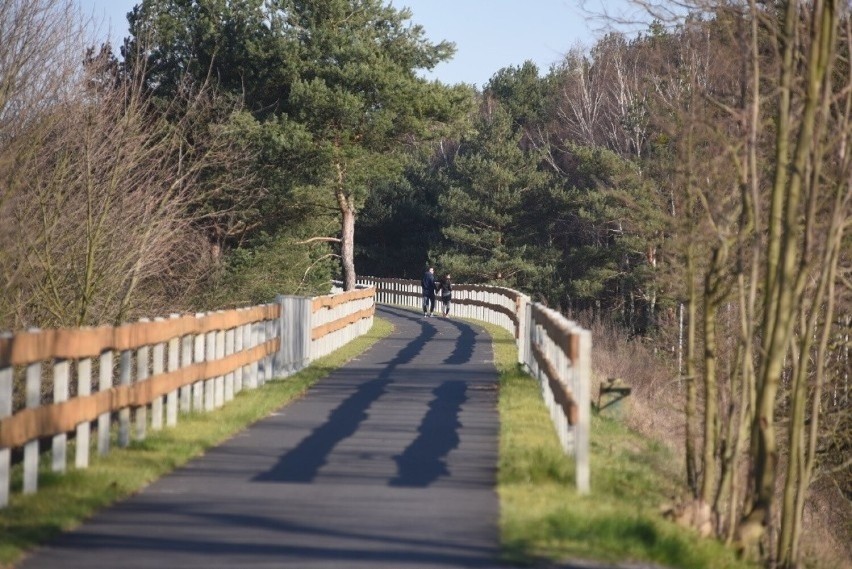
[18,305,505,569]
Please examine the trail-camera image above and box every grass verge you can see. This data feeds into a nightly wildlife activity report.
[0,317,394,568]
[481,321,758,569]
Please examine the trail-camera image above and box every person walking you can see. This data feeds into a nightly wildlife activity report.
[439,273,453,317]
[421,266,436,317]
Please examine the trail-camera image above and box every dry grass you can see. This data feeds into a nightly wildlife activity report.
[588,319,685,457]
[587,318,852,569]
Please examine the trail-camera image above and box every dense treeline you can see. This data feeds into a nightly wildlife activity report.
[0,1,849,567]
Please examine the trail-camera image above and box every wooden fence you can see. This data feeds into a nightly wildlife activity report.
[357,276,591,494]
[0,276,591,503]
[0,286,375,508]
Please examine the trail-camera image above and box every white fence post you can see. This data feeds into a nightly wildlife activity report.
[75,357,92,467]
[193,313,206,410]
[151,318,165,430]
[263,310,274,380]
[242,320,254,390]
[205,326,216,411]
[224,327,235,402]
[234,311,245,393]
[167,314,180,427]
[517,296,529,366]
[576,329,592,495]
[97,343,113,456]
[136,324,149,441]
[181,331,193,412]
[118,349,132,447]
[24,333,41,493]
[0,333,12,506]
[52,356,69,472]
[249,320,259,389]
[276,295,311,375]
[215,322,225,407]
[255,318,266,386]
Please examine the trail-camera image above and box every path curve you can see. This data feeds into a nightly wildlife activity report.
[18,306,504,569]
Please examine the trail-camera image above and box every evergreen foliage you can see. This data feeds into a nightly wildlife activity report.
[431,101,549,287]
[125,0,469,292]
[356,159,444,279]
[1,1,848,566]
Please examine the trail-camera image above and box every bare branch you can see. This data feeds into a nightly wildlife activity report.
[294,236,342,245]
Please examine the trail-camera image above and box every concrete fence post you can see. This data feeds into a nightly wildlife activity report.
[97,341,113,456]
[151,318,166,430]
[242,320,253,389]
[52,356,69,471]
[258,314,266,384]
[249,318,260,389]
[516,297,528,366]
[24,331,41,493]
[205,326,217,411]
[0,333,12,507]
[224,327,235,402]
[266,308,276,379]
[118,349,132,447]
[215,322,226,405]
[167,314,180,427]
[136,319,150,441]
[274,296,290,377]
[181,332,193,412]
[576,329,592,495]
[193,313,205,409]
[234,312,245,393]
[276,295,312,375]
[75,356,93,467]
[557,334,572,455]
[258,318,268,385]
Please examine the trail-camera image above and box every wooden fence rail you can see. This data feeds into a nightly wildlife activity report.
[358,275,591,494]
[0,286,376,508]
[0,277,592,503]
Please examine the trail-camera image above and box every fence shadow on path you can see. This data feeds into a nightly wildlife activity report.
[442,317,477,365]
[253,312,439,483]
[381,308,478,366]
[390,379,467,487]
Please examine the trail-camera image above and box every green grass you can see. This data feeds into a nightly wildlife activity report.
[0,317,394,568]
[1,315,763,569]
[481,322,758,569]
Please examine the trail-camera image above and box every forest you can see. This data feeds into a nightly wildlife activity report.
[0,0,849,567]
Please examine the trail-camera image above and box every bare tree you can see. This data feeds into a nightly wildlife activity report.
[633,1,851,566]
[0,4,260,328]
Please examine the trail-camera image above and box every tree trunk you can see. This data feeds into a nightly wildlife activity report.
[685,246,698,496]
[738,1,837,558]
[701,277,719,507]
[337,190,356,291]
[726,270,757,544]
[701,244,728,528]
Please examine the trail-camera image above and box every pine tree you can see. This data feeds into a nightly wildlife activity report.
[435,101,548,287]
[126,0,468,289]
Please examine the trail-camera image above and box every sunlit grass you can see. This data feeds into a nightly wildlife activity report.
[0,317,394,567]
[481,321,758,569]
[1,315,764,569]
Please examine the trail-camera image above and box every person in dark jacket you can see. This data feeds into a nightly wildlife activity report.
[421,267,436,317]
[439,273,453,317]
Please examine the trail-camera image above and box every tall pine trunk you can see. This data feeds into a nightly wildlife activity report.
[336,189,357,291]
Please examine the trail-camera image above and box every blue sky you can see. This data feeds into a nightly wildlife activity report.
[78,0,640,88]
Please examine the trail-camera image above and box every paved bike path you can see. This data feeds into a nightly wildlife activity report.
[18,305,504,569]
